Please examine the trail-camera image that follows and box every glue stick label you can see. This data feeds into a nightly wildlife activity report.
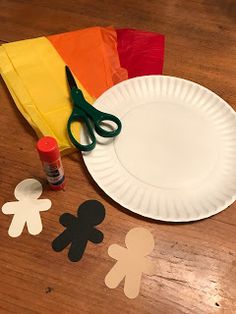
[43,158,64,185]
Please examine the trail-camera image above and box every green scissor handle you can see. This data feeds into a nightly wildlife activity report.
[67,107,96,152]
[67,87,122,152]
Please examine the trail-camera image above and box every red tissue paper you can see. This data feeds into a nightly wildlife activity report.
[116,29,165,78]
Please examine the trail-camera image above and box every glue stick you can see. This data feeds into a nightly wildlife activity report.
[36,136,65,190]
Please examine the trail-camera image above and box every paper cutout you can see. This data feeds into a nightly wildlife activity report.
[1,179,51,237]
[52,200,105,262]
[105,227,156,299]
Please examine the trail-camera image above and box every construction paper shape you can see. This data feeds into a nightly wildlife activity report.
[117,28,165,78]
[1,179,51,237]
[52,200,105,262]
[105,227,156,299]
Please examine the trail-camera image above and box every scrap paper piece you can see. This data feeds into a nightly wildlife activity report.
[1,179,51,237]
[52,200,105,262]
[105,227,156,299]
[117,28,165,78]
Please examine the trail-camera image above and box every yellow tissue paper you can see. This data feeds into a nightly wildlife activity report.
[0,37,94,154]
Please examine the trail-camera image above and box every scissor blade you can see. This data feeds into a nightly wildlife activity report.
[65,66,78,90]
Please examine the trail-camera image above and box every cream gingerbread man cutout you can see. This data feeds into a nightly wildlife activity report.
[2,179,51,237]
[105,227,156,299]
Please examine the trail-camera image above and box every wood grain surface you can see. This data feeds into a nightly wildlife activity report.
[0,0,236,313]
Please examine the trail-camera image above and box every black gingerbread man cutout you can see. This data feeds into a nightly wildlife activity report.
[52,200,105,262]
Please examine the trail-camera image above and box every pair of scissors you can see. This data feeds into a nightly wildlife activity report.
[66,66,122,152]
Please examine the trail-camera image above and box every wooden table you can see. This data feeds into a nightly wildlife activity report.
[0,0,236,313]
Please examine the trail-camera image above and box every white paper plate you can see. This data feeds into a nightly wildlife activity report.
[82,76,236,222]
